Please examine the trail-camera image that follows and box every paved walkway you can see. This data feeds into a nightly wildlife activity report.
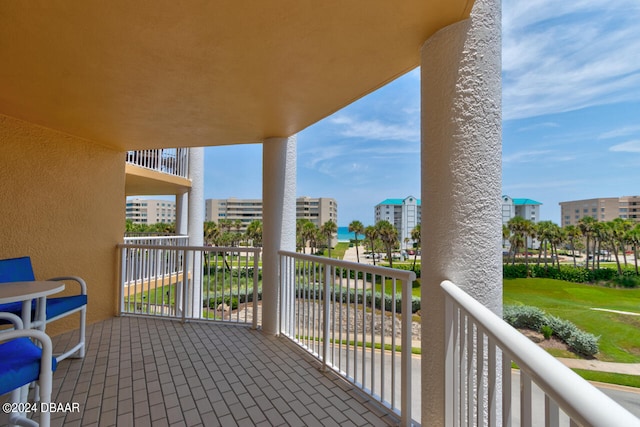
[557,358,640,376]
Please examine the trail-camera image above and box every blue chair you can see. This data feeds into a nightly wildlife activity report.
[0,256,87,362]
[0,312,56,427]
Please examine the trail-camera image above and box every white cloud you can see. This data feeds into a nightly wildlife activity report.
[598,126,640,140]
[502,0,640,120]
[503,150,553,163]
[330,115,419,142]
[609,140,640,153]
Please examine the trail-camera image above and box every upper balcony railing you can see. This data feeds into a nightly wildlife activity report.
[126,148,189,179]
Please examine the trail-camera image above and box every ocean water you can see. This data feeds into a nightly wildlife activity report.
[337,226,356,241]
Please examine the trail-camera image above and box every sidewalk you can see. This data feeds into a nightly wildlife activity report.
[557,358,640,375]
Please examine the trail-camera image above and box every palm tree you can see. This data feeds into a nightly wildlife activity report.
[376,220,399,268]
[246,220,263,247]
[549,223,564,270]
[232,219,243,246]
[296,219,309,252]
[203,221,219,246]
[627,223,640,275]
[502,224,510,247]
[364,225,379,266]
[508,216,534,274]
[302,221,318,254]
[410,224,421,272]
[348,220,365,263]
[320,220,337,258]
[593,221,608,270]
[536,220,555,268]
[578,216,597,270]
[564,225,581,268]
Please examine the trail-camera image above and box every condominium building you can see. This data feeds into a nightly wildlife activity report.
[501,196,542,249]
[559,196,640,227]
[501,196,542,225]
[205,197,338,231]
[126,198,177,225]
[374,196,421,250]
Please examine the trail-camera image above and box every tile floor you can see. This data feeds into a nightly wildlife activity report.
[13,316,401,426]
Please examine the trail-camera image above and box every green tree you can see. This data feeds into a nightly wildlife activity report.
[563,224,581,268]
[627,223,640,275]
[376,220,399,268]
[578,216,597,270]
[508,216,534,274]
[348,220,365,263]
[410,224,421,272]
[203,221,219,246]
[364,225,379,266]
[246,220,263,247]
[320,220,337,258]
[536,220,555,268]
[302,221,318,254]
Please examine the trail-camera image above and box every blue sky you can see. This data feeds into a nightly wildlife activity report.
[204,1,640,227]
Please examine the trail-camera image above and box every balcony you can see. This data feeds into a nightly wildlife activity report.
[125,149,192,197]
[112,242,639,426]
[126,149,189,179]
[2,242,638,426]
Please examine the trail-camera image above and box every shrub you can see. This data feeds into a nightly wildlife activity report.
[503,305,599,357]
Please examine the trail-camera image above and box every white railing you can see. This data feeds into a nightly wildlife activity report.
[278,250,417,426]
[126,148,189,178]
[442,280,640,427]
[124,234,189,246]
[118,243,260,327]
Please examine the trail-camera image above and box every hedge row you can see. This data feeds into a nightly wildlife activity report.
[503,264,640,287]
[503,305,599,357]
[294,287,421,314]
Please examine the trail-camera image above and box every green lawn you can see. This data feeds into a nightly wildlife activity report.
[504,278,640,363]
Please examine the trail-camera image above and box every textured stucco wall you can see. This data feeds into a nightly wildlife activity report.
[0,114,125,334]
[421,0,502,423]
[262,136,297,335]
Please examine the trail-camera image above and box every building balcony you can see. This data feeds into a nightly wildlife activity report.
[125,149,192,197]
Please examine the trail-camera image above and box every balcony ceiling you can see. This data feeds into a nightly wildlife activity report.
[0,1,472,151]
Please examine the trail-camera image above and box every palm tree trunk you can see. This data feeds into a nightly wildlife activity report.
[354,236,360,263]
[571,238,577,268]
[585,236,590,270]
[611,239,622,275]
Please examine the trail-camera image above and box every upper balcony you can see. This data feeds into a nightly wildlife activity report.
[125,149,191,196]
[125,148,191,196]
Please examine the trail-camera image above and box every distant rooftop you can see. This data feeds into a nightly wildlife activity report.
[377,197,421,206]
[512,198,542,206]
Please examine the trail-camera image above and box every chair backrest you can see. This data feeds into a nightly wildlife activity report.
[0,256,35,283]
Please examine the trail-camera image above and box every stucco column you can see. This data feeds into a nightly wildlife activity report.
[175,192,188,235]
[188,147,204,317]
[262,136,297,335]
[421,0,502,424]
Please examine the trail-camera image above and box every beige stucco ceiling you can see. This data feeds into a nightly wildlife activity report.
[0,1,472,151]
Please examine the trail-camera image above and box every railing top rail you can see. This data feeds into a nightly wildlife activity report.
[441,280,640,427]
[118,243,261,254]
[124,235,188,241]
[279,250,416,282]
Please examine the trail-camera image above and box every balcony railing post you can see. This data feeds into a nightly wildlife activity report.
[401,277,412,427]
[322,264,331,371]
[253,249,259,330]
